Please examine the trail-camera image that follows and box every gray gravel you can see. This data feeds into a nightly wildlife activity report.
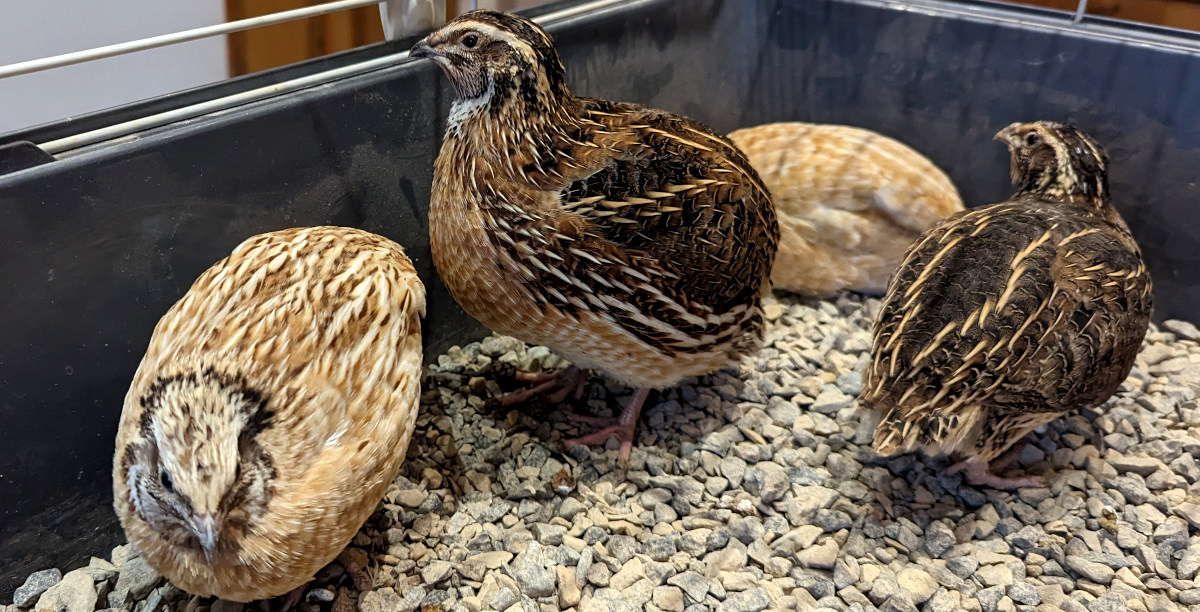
[6,293,1200,612]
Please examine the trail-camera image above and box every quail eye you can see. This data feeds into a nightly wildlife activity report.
[1024,133,1041,146]
[462,34,479,49]
[160,469,175,493]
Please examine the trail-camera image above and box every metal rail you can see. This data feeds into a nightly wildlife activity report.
[0,0,384,81]
[38,0,632,156]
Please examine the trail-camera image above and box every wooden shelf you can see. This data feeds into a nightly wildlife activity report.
[1007,0,1200,31]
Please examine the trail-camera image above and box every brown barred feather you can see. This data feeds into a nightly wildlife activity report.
[859,122,1152,484]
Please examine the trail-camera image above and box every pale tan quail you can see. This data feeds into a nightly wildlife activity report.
[113,226,426,602]
[727,122,964,296]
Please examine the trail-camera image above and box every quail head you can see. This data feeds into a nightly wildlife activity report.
[859,121,1152,489]
[113,226,426,602]
[410,10,779,462]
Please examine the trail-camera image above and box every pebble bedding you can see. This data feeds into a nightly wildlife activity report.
[7,293,1200,612]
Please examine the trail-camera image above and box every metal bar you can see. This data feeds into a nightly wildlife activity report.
[38,0,631,156]
[0,0,383,80]
[1074,0,1089,22]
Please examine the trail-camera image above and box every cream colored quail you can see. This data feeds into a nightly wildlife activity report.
[727,122,963,296]
[113,226,426,602]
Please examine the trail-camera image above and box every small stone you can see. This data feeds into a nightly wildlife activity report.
[869,576,898,604]
[1176,548,1200,580]
[926,590,959,612]
[1007,525,1040,549]
[580,588,639,612]
[110,556,161,606]
[394,489,427,508]
[796,540,839,569]
[813,509,852,532]
[586,562,612,587]
[977,586,1005,612]
[509,541,556,598]
[833,558,860,590]
[896,568,937,604]
[558,497,587,520]
[1008,582,1040,606]
[1108,454,1163,477]
[557,566,582,608]
[652,586,685,612]
[715,587,771,612]
[489,587,518,612]
[1177,589,1200,606]
[421,561,454,585]
[667,572,711,604]
[976,564,1014,587]
[880,595,919,612]
[925,522,956,558]
[13,568,62,607]
[1065,556,1114,584]
[644,535,677,562]
[34,570,95,612]
[1086,593,1127,612]
[610,558,645,591]
[306,589,336,603]
[811,388,853,414]
[1172,501,1200,528]
[360,589,404,612]
[1164,319,1200,340]
[704,542,748,577]
[947,556,980,579]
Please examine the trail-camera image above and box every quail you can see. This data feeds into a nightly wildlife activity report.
[858,121,1152,489]
[727,122,963,296]
[113,226,426,602]
[410,10,778,461]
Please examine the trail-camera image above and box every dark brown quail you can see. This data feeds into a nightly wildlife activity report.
[859,121,1152,489]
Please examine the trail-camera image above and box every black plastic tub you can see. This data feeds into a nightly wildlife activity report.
[2,0,1199,596]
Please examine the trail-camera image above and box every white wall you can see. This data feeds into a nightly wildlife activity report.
[0,0,228,135]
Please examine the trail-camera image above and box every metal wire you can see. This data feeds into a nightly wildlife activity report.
[38,0,630,155]
[0,0,383,80]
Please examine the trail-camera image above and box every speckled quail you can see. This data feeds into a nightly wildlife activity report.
[410,10,778,461]
[859,121,1152,489]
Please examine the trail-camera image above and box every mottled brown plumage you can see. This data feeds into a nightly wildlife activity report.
[727,122,964,296]
[113,226,426,601]
[411,10,778,460]
[859,122,1152,489]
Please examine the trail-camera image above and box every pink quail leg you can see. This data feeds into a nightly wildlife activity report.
[500,366,584,407]
[989,438,1033,473]
[565,388,650,463]
[947,457,1045,490]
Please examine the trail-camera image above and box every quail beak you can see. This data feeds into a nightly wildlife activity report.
[994,122,1024,145]
[409,39,442,60]
[189,513,221,563]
